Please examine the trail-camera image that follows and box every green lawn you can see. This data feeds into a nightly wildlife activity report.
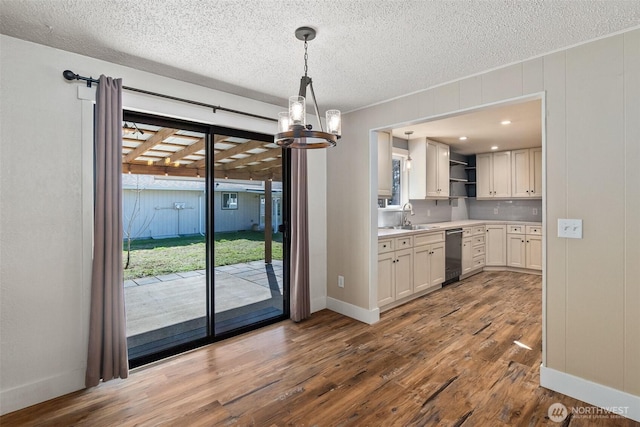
[123,231,283,280]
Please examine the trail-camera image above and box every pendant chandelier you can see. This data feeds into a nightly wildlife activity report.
[274,27,341,149]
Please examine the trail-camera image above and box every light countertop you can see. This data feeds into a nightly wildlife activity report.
[377,219,542,238]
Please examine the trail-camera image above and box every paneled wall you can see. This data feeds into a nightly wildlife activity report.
[327,29,640,406]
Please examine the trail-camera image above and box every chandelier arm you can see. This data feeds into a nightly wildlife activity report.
[307,80,325,133]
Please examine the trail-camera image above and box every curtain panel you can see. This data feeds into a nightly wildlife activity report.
[290,149,311,322]
[85,75,128,387]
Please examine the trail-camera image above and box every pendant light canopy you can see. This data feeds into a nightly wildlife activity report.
[275,27,341,149]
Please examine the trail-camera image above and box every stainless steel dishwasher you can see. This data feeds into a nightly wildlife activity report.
[444,228,463,285]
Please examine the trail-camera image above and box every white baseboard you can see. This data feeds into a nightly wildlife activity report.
[311,296,327,313]
[0,368,85,416]
[326,297,380,325]
[540,365,640,422]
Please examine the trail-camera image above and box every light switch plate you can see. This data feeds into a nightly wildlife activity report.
[558,219,583,239]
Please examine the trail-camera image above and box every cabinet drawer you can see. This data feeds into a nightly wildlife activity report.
[508,225,525,234]
[472,256,485,268]
[395,236,414,249]
[472,225,485,235]
[463,227,472,237]
[526,225,542,235]
[414,231,445,246]
[378,239,394,254]
[473,246,485,257]
[473,235,485,246]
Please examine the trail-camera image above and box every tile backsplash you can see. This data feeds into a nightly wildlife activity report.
[378,198,542,227]
[468,198,542,222]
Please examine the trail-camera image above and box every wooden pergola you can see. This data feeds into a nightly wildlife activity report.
[122,125,282,181]
[122,124,282,262]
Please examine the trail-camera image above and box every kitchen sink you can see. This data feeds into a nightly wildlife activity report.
[379,224,440,230]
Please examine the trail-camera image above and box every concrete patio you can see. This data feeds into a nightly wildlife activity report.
[124,260,284,338]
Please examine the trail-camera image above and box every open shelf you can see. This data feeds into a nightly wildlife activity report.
[450,178,468,182]
[449,159,468,166]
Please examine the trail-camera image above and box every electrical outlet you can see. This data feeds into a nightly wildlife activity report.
[338,275,345,288]
[494,208,499,215]
[533,208,538,215]
[427,209,431,217]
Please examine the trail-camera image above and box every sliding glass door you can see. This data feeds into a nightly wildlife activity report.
[122,112,289,367]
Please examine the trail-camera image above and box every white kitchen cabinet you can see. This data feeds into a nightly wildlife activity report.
[462,236,474,275]
[477,151,512,199]
[414,241,445,292]
[511,148,542,198]
[377,131,392,198]
[471,226,486,271]
[377,250,395,307]
[485,224,507,266]
[413,231,445,293]
[409,138,450,199]
[507,224,543,270]
[394,248,414,299]
[507,233,527,268]
[377,236,414,307]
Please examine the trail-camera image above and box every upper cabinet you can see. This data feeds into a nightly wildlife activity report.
[409,139,450,200]
[476,151,511,199]
[511,148,542,198]
[377,131,392,198]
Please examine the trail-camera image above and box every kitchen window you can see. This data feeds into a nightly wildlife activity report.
[389,150,410,207]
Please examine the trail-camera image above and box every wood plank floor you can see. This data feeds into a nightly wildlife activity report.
[2,271,637,426]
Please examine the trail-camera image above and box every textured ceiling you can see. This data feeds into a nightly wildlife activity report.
[1,1,639,112]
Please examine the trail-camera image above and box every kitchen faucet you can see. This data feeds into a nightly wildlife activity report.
[401,202,414,226]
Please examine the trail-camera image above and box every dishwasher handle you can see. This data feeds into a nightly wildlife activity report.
[446,229,464,235]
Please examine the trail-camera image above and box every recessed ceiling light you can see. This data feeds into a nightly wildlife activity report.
[491,146,499,150]
[459,136,468,141]
[501,120,511,125]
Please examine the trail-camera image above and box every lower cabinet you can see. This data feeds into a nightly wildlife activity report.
[463,225,486,275]
[485,224,507,266]
[507,224,543,271]
[378,232,444,309]
[377,236,414,307]
[413,241,445,292]
[462,236,474,275]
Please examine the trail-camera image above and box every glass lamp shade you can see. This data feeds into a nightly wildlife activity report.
[278,112,290,133]
[289,96,306,126]
[326,109,341,135]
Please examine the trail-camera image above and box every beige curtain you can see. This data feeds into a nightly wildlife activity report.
[290,148,310,322]
[85,75,128,387]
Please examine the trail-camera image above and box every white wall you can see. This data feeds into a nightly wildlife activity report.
[0,35,327,414]
[327,28,639,418]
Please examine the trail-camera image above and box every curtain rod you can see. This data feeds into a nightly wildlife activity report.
[62,70,278,123]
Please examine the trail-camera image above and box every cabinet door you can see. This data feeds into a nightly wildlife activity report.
[377,252,395,306]
[526,235,543,270]
[462,237,473,274]
[485,225,506,266]
[492,151,512,197]
[476,153,493,198]
[507,234,526,267]
[394,248,413,299]
[511,149,531,198]
[437,143,450,197]
[429,242,446,286]
[530,147,542,198]
[377,132,392,198]
[413,245,431,293]
[425,141,439,198]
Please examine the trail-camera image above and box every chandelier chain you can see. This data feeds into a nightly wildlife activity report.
[303,39,308,77]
